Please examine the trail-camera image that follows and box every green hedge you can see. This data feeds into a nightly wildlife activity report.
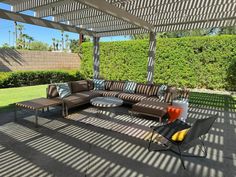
[81,35,236,90]
[0,70,83,88]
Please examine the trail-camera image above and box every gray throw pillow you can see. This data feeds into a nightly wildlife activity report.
[56,83,71,98]
[93,79,105,90]
[123,81,137,93]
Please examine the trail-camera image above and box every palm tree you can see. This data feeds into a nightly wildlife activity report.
[61,30,64,51]
[16,24,24,49]
[65,34,69,51]
[22,34,28,49]
[27,36,34,49]
[52,38,56,51]
[56,39,60,51]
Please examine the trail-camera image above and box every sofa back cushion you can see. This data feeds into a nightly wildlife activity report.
[71,80,89,93]
[47,84,59,98]
[135,83,152,95]
[149,84,161,96]
[105,80,113,90]
[87,80,94,90]
[110,81,125,91]
[164,86,178,103]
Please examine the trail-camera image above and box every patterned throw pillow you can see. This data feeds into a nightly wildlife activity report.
[123,81,137,93]
[157,84,167,101]
[56,83,71,98]
[93,79,105,90]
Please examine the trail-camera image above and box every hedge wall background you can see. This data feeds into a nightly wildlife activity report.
[0,70,83,88]
[81,35,236,90]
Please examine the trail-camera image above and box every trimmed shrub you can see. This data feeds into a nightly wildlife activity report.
[81,35,236,90]
[0,70,83,88]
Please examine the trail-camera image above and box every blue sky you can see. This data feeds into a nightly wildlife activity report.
[0,3,130,46]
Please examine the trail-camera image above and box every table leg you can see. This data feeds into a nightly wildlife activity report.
[35,109,38,127]
[47,106,49,112]
[14,104,17,122]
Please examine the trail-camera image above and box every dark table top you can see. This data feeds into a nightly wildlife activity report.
[16,97,61,110]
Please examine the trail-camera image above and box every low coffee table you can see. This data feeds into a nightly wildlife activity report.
[90,97,123,108]
[15,97,62,127]
[90,97,123,117]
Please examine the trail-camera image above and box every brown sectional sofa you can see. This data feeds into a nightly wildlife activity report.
[47,80,189,120]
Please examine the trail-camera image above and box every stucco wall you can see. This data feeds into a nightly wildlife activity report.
[0,49,81,71]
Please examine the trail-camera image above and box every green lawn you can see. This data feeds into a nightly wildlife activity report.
[0,85,47,112]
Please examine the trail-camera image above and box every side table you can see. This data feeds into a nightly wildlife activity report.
[15,97,62,127]
[172,99,189,122]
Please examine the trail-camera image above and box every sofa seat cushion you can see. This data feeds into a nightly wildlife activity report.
[118,93,147,103]
[144,96,164,102]
[75,91,101,99]
[63,94,90,108]
[49,97,63,103]
[132,100,169,118]
[91,90,120,97]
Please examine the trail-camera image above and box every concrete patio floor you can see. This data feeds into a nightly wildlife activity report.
[0,92,235,177]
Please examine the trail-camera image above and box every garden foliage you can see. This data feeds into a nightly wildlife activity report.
[0,70,83,88]
[81,35,236,90]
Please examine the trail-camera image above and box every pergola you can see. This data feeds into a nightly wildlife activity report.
[0,0,236,83]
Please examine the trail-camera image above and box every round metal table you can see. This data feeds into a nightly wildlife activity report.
[90,97,123,118]
[90,97,123,108]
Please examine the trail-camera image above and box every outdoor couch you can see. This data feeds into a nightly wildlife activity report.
[46,80,189,120]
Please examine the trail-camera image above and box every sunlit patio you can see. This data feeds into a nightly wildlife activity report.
[0,92,235,177]
[1,0,236,176]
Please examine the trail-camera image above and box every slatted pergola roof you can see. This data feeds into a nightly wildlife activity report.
[0,0,236,37]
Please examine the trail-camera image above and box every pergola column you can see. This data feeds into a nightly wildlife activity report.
[93,37,100,79]
[147,32,157,84]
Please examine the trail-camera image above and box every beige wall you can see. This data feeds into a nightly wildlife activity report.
[0,49,81,72]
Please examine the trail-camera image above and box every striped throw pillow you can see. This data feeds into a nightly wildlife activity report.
[56,83,71,98]
[123,81,137,93]
[157,84,167,101]
[93,79,105,90]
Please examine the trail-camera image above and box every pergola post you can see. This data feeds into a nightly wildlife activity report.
[147,32,156,84]
[93,37,100,79]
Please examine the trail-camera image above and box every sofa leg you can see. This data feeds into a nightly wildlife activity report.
[62,103,65,117]
[65,105,68,117]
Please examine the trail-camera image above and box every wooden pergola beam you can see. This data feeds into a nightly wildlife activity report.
[74,0,154,32]
[0,9,96,36]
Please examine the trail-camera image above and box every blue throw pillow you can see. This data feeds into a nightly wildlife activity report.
[56,83,71,98]
[157,84,167,101]
[93,79,105,90]
[123,81,137,93]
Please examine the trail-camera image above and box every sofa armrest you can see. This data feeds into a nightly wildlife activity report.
[178,88,190,100]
